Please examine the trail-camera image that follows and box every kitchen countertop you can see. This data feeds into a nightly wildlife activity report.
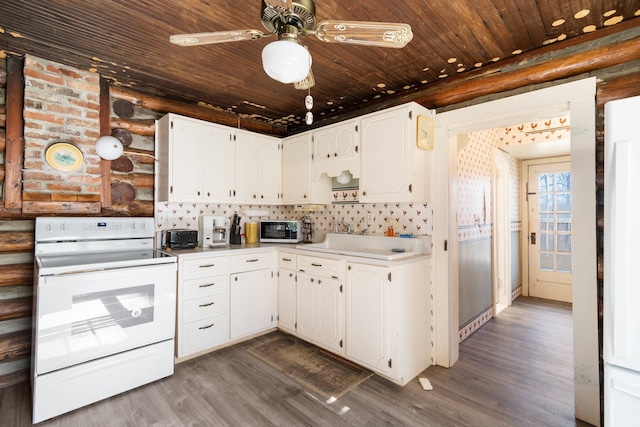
[164,241,430,266]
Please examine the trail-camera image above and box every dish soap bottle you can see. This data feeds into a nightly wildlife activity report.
[386,219,394,237]
[333,216,340,233]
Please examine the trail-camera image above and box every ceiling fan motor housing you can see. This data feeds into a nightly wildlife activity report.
[261,0,317,35]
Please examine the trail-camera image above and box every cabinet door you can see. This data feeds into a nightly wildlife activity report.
[346,263,390,374]
[282,135,310,203]
[360,107,411,202]
[311,120,359,179]
[170,117,205,201]
[230,269,273,339]
[233,131,260,203]
[278,268,297,333]
[202,124,234,201]
[296,272,343,354]
[257,136,281,203]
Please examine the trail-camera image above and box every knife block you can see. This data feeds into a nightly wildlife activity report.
[229,225,242,245]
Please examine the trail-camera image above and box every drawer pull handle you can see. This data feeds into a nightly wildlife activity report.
[199,324,214,330]
[199,283,215,288]
[199,302,215,307]
[311,263,322,267]
[199,264,215,268]
[282,257,292,262]
[246,259,259,263]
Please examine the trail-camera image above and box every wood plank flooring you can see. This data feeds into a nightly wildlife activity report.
[0,297,593,426]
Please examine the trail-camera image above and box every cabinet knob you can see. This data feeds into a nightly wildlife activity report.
[310,278,314,282]
[207,192,210,197]
[261,195,264,199]
[253,194,257,199]
[197,191,201,196]
[304,194,307,198]
[327,154,330,158]
[334,153,337,157]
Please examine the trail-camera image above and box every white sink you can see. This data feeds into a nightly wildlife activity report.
[297,233,430,260]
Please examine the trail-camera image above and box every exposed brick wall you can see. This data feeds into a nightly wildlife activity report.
[22,55,101,202]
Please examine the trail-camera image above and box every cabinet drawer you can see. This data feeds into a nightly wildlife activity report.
[230,251,273,272]
[297,255,341,278]
[277,252,296,269]
[181,255,229,279]
[181,314,229,356]
[182,293,229,322]
[182,274,229,300]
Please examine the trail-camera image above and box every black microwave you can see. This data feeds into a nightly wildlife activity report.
[259,220,302,243]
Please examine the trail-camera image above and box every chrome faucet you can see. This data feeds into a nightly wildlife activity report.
[340,219,352,234]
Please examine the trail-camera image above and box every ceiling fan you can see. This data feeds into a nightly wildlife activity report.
[169,0,413,87]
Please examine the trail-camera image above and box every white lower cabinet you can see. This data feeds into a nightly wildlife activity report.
[277,252,297,334]
[345,259,431,385]
[177,255,230,358]
[345,263,390,374]
[230,251,276,340]
[296,272,344,354]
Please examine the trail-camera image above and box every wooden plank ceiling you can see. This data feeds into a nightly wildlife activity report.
[0,0,638,134]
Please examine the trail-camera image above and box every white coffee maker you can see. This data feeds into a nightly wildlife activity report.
[198,215,230,247]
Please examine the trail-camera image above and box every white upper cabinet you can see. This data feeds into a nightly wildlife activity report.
[281,133,331,205]
[156,113,282,204]
[311,119,360,179]
[233,130,281,204]
[359,103,433,203]
[156,114,234,202]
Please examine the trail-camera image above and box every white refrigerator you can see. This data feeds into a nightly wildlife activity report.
[604,95,640,426]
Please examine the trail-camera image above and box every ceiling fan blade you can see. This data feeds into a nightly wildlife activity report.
[313,21,413,48]
[264,0,293,12]
[294,68,315,90]
[169,29,265,46]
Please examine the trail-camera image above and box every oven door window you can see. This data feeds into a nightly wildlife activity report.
[72,284,154,336]
[35,263,176,375]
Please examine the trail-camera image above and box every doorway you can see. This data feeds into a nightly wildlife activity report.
[433,78,599,425]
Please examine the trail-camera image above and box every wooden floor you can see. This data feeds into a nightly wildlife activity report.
[0,297,593,426]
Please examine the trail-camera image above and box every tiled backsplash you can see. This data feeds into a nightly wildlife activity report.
[155,201,433,240]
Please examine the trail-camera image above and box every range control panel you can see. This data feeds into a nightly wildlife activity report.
[35,217,154,242]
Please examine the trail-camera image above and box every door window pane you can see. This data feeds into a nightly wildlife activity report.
[557,254,572,272]
[557,234,571,253]
[556,172,571,191]
[557,213,571,232]
[540,213,554,231]
[556,193,571,211]
[540,253,554,271]
[539,194,553,212]
[540,233,554,251]
[539,174,554,193]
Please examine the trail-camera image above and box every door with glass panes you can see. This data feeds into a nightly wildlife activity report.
[527,162,572,302]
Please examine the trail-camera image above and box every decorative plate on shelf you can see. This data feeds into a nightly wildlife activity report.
[45,142,83,172]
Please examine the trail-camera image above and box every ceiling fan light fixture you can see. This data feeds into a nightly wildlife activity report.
[262,40,312,84]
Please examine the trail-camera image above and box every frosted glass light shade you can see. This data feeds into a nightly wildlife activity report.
[95,135,123,160]
[262,40,312,84]
[336,170,352,184]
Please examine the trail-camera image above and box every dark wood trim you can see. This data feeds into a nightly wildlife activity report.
[22,201,101,215]
[110,85,288,137]
[0,330,31,363]
[0,263,33,287]
[0,297,31,322]
[4,54,25,210]
[99,77,112,208]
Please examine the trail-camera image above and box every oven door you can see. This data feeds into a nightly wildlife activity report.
[34,263,176,375]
